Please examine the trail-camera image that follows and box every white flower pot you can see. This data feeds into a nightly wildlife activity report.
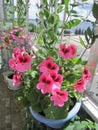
[6,73,21,90]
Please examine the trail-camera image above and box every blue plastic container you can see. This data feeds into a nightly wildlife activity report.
[29,102,81,129]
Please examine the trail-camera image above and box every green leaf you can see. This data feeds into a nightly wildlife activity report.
[48,15,55,24]
[44,103,69,119]
[70,3,79,7]
[92,2,98,19]
[95,34,98,39]
[79,36,86,48]
[70,10,77,14]
[64,0,69,6]
[44,8,50,18]
[86,27,92,38]
[65,19,81,29]
[37,35,43,45]
[64,0,70,12]
[82,0,88,2]
[43,0,48,5]
[31,71,37,78]
[84,32,89,44]
[95,123,98,129]
[6,0,10,3]
[63,125,74,130]
[57,5,64,13]
[27,90,42,112]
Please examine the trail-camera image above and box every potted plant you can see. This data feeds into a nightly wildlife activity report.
[0,26,34,70]
[7,45,35,90]
[0,26,35,89]
[3,0,95,129]
[9,38,92,128]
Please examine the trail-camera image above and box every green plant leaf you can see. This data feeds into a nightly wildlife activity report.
[92,2,98,19]
[64,0,70,12]
[86,27,93,38]
[57,5,64,13]
[95,123,98,129]
[44,103,69,120]
[30,71,38,78]
[38,35,43,45]
[65,19,81,29]
[48,15,55,24]
[79,36,86,48]
[82,0,88,2]
[70,10,77,14]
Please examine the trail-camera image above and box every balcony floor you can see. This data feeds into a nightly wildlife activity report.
[0,74,23,130]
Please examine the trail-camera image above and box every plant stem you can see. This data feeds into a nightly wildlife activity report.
[61,5,66,41]
[26,0,29,34]
[40,0,44,25]
[80,47,88,59]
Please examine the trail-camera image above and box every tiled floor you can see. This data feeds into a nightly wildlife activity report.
[0,74,23,130]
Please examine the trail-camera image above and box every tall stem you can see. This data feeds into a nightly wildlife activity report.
[80,47,88,59]
[61,6,66,41]
[40,0,44,26]
[26,0,29,34]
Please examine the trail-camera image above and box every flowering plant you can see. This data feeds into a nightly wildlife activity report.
[0,26,33,53]
[7,0,93,120]
[8,38,92,119]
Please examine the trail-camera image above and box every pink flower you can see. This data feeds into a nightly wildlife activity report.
[74,77,85,92]
[9,26,25,41]
[13,47,22,58]
[83,67,92,80]
[39,59,59,73]
[63,47,72,60]
[13,47,26,58]
[59,44,71,60]
[58,44,66,57]
[13,72,22,86]
[59,44,77,60]
[16,53,32,72]
[50,89,68,107]
[50,71,63,85]
[69,44,77,58]
[8,58,17,71]
[10,30,18,41]
[30,52,35,58]
[50,71,62,90]
[39,56,52,67]
[19,35,25,40]
[36,74,53,94]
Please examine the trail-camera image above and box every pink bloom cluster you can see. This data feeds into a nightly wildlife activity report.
[13,72,22,86]
[8,47,32,86]
[36,43,92,107]
[74,67,92,93]
[58,43,92,93]
[59,43,77,60]
[9,26,26,41]
[0,26,33,52]
[37,57,68,107]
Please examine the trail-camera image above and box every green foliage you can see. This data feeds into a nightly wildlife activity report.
[92,2,98,19]
[65,19,81,29]
[5,0,27,27]
[10,0,95,122]
[79,36,87,48]
[44,102,69,119]
[63,116,97,130]
[57,5,64,13]
[84,27,98,48]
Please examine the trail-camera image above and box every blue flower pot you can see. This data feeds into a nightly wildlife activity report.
[29,102,81,129]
